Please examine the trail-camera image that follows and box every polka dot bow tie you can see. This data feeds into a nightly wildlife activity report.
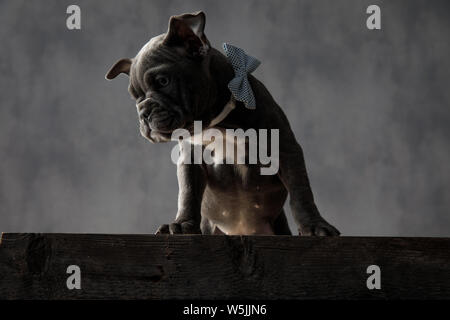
[222,43,261,109]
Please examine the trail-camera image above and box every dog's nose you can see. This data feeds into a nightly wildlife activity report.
[139,108,151,121]
[137,99,151,120]
[137,99,147,112]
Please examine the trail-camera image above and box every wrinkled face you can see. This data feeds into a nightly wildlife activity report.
[106,11,213,143]
[128,35,209,142]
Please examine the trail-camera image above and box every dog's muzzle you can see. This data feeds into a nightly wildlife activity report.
[137,98,185,142]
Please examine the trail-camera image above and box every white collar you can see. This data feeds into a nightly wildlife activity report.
[208,96,236,128]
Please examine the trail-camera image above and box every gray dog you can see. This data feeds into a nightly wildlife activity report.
[106,11,340,236]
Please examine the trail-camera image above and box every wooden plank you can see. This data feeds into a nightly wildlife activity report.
[0,233,449,299]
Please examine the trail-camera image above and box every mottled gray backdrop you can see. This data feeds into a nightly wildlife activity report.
[1,0,449,235]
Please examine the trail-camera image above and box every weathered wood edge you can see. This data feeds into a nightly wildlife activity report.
[0,233,449,300]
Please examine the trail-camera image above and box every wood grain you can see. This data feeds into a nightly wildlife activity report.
[0,233,449,299]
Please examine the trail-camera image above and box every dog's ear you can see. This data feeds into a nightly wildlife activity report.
[105,58,132,80]
[163,11,210,57]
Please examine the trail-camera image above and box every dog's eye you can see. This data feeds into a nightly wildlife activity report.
[155,75,170,88]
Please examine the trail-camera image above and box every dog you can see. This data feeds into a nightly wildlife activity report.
[106,11,340,236]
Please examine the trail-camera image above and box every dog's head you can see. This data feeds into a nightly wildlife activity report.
[106,11,228,143]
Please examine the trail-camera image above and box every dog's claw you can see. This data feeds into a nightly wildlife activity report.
[298,217,340,236]
[155,221,201,235]
[155,224,170,235]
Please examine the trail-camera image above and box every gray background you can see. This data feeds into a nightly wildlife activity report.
[1,0,449,236]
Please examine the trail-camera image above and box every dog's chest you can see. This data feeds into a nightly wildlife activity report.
[181,127,278,189]
[184,129,286,235]
[188,127,249,165]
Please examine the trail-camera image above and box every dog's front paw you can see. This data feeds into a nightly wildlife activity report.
[155,220,201,235]
[298,217,340,236]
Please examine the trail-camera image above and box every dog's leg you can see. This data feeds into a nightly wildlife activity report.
[278,129,340,236]
[200,216,213,235]
[156,162,206,234]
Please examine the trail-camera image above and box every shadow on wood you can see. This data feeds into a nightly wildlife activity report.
[0,233,449,299]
